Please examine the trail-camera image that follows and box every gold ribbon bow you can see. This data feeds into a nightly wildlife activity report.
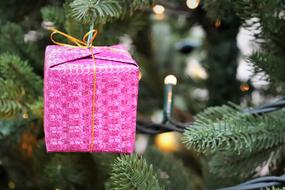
[49,28,98,151]
[49,28,98,48]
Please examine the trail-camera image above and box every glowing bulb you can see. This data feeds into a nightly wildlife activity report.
[186,0,200,9]
[214,19,221,28]
[153,5,165,15]
[8,181,15,189]
[155,132,179,153]
[164,75,177,85]
[139,71,142,80]
[22,112,29,119]
[240,83,250,92]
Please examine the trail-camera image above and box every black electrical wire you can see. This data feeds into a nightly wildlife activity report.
[244,98,285,115]
[136,121,184,134]
[217,175,285,190]
[168,118,189,129]
[137,97,285,135]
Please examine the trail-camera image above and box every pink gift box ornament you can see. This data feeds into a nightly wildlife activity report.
[44,44,139,153]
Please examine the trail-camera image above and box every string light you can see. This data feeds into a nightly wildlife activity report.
[8,181,15,189]
[155,132,180,153]
[22,111,29,119]
[164,75,177,85]
[139,71,142,80]
[240,83,250,92]
[163,75,177,120]
[152,4,165,15]
[186,0,200,9]
[214,19,221,28]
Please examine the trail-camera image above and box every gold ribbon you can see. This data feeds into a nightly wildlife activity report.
[50,28,130,54]
[49,28,98,151]
[49,28,98,48]
[89,47,96,152]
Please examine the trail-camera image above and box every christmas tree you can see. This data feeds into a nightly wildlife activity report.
[0,0,285,189]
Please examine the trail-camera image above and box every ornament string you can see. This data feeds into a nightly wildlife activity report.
[87,23,95,47]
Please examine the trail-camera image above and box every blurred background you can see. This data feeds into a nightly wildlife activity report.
[0,0,283,189]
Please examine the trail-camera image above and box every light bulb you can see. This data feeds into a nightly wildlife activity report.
[214,19,221,28]
[153,5,165,15]
[186,0,200,9]
[155,132,179,153]
[164,75,177,85]
[240,83,250,92]
[8,181,15,189]
[22,112,29,119]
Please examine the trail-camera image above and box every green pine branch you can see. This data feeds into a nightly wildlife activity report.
[182,104,285,156]
[0,23,44,76]
[144,148,201,190]
[249,51,285,88]
[69,0,151,24]
[207,146,285,178]
[70,0,121,24]
[0,23,27,55]
[109,154,163,190]
[0,53,42,118]
[0,53,42,98]
[182,104,285,177]
[0,79,26,118]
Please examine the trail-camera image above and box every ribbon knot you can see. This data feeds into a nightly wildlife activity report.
[49,28,98,48]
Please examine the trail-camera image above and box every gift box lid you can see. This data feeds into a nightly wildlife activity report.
[45,45,138,68]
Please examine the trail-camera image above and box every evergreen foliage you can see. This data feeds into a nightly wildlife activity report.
[70,0,121,24]
[0,79,25,118]
[183,104,285,177]
[109,154,163,190]
[69,0,151,24]
[41,5,66,26]
[0,53,42,97]
[0,23,44,75]
[0,53,42,118]
[183,105,285,154]
[144,148,202,190]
